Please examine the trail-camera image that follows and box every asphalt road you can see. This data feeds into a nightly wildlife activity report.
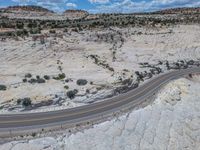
[0,67,199,137]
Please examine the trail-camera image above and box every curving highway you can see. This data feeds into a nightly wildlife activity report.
[0,67,200,138]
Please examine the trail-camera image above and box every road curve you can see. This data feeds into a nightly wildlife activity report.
[0,67,200,138]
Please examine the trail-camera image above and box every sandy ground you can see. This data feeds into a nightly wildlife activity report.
[1,25,200,113]
[1,75,200,150]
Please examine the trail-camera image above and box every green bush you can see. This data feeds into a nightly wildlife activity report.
[32,132,36,137]
[17,98,32,107]
[77,79,88,86]
[65,79,70,83]
[44,75,50,80]
[0,85,7,91]
[25,73,32,78]
[22,98,32,107]
[64,85,69,89]
[17,99,22,105]
[37,78,46,83]
[53,73,66,80]
[29,28,41,34]
[36,75,40,79]
[67,89,78,99]
[49,30,56,34]
[16,23,24,29]
[22,79,27,83]
[28,78,37,84]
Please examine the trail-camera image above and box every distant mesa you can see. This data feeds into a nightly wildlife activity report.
[64,9,88,14]
[155,7,200,14]
[0,5,91,20]
[63,10,89,17]
[1,5,54,13]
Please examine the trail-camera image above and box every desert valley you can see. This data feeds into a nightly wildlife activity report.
[0,5,200,150]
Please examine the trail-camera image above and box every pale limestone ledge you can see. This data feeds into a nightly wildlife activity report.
[1,76,200,150]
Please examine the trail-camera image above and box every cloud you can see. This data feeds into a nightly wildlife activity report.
[12,0,32,3]
[66,2,77,8]
[12,0,29,2]
[89,0,200,13]
[8,0,200,13]
[88,0,109,4]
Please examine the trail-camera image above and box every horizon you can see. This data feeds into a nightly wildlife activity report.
[0,0,200,13]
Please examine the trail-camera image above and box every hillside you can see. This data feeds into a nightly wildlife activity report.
[64,9,88,14]
[156,7,200,14]
[1,5,53,13]
[63,9,89,19]
[0,6,90,20]
[0,5,58,20]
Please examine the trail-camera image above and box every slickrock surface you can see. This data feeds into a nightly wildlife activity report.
[1,75,200,150]
[1,25,200,113]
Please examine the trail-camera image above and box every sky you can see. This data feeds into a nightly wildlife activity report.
[0,0,200,13]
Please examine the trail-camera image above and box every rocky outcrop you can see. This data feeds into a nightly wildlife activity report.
[0,5,53,13]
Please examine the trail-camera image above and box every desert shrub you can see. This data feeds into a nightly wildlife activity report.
[16,30,23,36]
[67,89,78,99]
[64,28,68,32]
[40,36,45,44]
[36,75,40,79]
[0,85,7,91]
[17,98,32,107]
[25,73,32,78]
[122,78,132,86]
[65,79,69,83]
[53,73,66,80]
[86,89,90,94]
[32,132,36,137]
[58,73,66,79]
[64,85,69,89]
[37,78,46,83]
[49,30,56,34]
[17,99,21,104]
[59,73,66,79]
[58,66,62,72]
[16,29,28,37]
[44,75,50,80]
[22,79,27,83]
[22,98,32,107]
[108,67,114,72]
[28,78,37,84]
[16,22,24,29]
[29,28,41,34]
[28,78,46,84]
[27,22,37,28]
[22,29,28,36]
[72,28,78,32]
[77,79,88,86]
[187,60,194,65]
